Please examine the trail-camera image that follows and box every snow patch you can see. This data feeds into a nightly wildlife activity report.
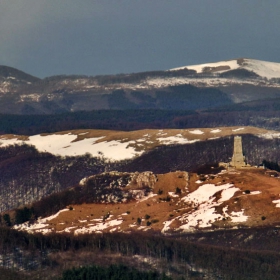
[168,192,179,198]
[210,129,221,133]
[157,136,193,144]
[13,208,69,233]
[272,199,280,207]
[250,191,261,195]
[189,129,204,135]
[232,127,244,132]
[230,210,248,222]
[74,218,123,235]
[170,58,280,79]
[181,183,234,204]
[0,134,142,160]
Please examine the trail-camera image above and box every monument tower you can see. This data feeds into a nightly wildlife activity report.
[230,136,246,168]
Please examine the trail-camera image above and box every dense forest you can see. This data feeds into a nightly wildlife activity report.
[60,264,171,280]
[0,227,279,279]
[1,105,280,135]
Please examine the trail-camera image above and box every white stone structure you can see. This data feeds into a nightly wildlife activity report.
[230,136,246,168]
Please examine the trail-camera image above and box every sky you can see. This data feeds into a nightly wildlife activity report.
[0,0,279,78]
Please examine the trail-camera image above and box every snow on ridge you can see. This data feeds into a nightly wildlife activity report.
[232,127,244,132]
[157,135,194,144]
[0,134,141,160]
[259,132,280,139]
[170,59,239,73]
[170,58,280,79]
[242,59,280,79]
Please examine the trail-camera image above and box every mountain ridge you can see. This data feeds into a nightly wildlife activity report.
[171,58,280,79]
[1,58,280,114]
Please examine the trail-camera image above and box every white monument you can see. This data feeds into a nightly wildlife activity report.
[230,136,246,168]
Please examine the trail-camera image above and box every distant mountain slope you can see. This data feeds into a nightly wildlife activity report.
[0,65,40,83]
[0,58,280,114]
[0,65,40,94]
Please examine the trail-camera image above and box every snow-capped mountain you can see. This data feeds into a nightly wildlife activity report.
[171,58,280,79]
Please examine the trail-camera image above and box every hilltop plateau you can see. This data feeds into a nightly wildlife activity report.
[0,125,278,160]
[11,167,280,235]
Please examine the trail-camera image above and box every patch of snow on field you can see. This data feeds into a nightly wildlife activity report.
[219,187,240,202]
[179,205,222,230]
[161,220,175,233]
[232,127,244,132]
[189,129,204,135]
[168,192,179,198]
[210,129,221,133]
[138,193,157,202]
[175,183,248,231]
[157,136,190,144]
[0,134,142,160]
[63,226,77,233]
[181,183,234,204]
[250,191,261,195]
[230,210,248,222]
[13,208,69,233]
[74,219,123,235]
[272,199,280,207]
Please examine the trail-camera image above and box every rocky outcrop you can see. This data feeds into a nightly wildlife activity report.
[130,171,157,189]
[78,171,157,204]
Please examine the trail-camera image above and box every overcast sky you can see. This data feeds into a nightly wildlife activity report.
[0,0,279,78]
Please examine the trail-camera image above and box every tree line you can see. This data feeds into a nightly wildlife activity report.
[0,227,279,279]
[60,264,171,280]
[2,108,280,135]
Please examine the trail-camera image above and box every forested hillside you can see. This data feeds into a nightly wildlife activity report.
[1,134,280,212]
[2,105,280,136]
[0,228,279,279]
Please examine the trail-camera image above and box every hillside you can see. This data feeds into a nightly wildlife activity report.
[0,65,40,94]
[1,126,280,279]
[11,167,280,235]
[0,126,278,160]
[2,126,280,213]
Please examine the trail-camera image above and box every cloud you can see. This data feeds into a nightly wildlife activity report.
[0,1,103,66]
[0,1,280,77]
